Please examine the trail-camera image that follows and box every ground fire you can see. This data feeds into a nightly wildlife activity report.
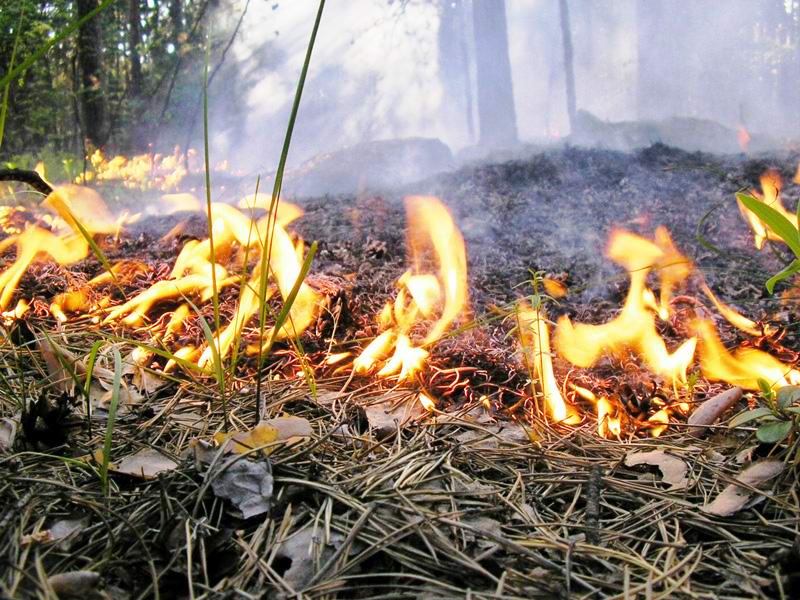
[0,179,796,442]
[4,2,800,597]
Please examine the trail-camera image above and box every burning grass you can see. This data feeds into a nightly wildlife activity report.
[1,144,800,597]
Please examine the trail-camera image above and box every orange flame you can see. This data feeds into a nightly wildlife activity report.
[517,306,579,424]
[737,169,797,250]
[353,196,467,381]
[694,319,800,390]
[555,229,696,384]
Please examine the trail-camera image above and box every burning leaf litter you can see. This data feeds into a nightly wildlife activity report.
[2,146,800,596]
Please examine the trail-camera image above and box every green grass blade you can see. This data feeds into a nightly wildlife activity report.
[202,41,221,338]
[766,258,800,294]
[186,299,229,432]
[255,0,325,403]
[0,11,23,151]
[82,339,104,437]
[0,0,115,91]
[101,347,123,498]
[737,192,800,257]
[259,241,318,359]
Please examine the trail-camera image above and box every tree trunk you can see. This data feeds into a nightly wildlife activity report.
[169,0,183,48]
[76,0,108,148]
[472,0,518,148]
[558,0,577,134]
[128,0,144,98]
[438,0,475,143]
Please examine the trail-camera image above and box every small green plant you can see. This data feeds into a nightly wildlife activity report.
[737,191,800,292]
[730,380,800,444]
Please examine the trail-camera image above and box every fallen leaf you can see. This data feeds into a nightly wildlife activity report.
[274,526,346,590]
[702,460,784,517]
[263,416,312,442]
[22,517,87,548]
[211,456,273,518]
[111,448,179,479]
[213,422,279,455]
[364,396,425,438]
[688,386,743,438]
[0,416,18,451]
[624,450,689,490]
[47,570,101,597]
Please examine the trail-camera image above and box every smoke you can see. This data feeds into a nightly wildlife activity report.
[200,0,800,179]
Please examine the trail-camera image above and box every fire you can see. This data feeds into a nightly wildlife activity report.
[353,196,467,381]
[554,228,696,384]
[76,148,189,191]
[0,185,123,310]
[737,125,751,152]
[693,319,800,390]
[517,306,579,424]
[737,169,796,250]
[700,282,773,337]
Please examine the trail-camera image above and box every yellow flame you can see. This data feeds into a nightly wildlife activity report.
[517,306,579,424]
[694,319,800,390]
[555,230,696,384]
[353,196,468,381]
[597,396,622,438]
[700,282,773,337]
[737,169,797,250]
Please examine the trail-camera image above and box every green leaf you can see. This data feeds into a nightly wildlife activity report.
[101,347,122,498]
[757,378,775,401]
[784,407,800,415]
[730,406,775,427]
[766,259,800,294]
[777,385,800,408]
[737,192,800,257]
[756,420,793,444]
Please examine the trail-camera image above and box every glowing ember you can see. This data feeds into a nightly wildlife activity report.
[353,196,468,381]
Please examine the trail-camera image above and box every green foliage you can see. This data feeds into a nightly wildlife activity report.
[737,192,800,292]
[730,383,800,446]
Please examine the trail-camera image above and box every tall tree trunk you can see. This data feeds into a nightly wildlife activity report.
[169,0,183,47]
[558,0,577,134]
[128,0,143,98]
[438,0,474,143]
[76,0,108,148]
[472,0,517,148]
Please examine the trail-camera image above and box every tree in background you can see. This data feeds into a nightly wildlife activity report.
[76,0,108,148]
[472,0,517,148]
[558,0,577,134]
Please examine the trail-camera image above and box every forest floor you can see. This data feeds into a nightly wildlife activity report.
[1,144,799,599]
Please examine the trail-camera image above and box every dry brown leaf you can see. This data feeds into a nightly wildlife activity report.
[364,397,425,437]
[702,459,784,517]
[47,570,101,597]
[101,448,179,480]
[210,456,273,518]
[624,450,689,490]
[0,416,18,451]
[21,517,87,548]
[213,416,311,456]
[687,386,743,438]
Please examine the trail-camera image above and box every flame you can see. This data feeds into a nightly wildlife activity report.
[555,229,696,384]
[353,196,467,381]
[76,148,189,191]
[597,396,622,438]
[700,282,773,337]
[517,306,579,424]
[694,319,800,390]
[737,125,751,152]
[737,169,797,250]
[418,392,436,411]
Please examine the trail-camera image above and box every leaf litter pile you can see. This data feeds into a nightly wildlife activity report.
[1,144,800,598]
